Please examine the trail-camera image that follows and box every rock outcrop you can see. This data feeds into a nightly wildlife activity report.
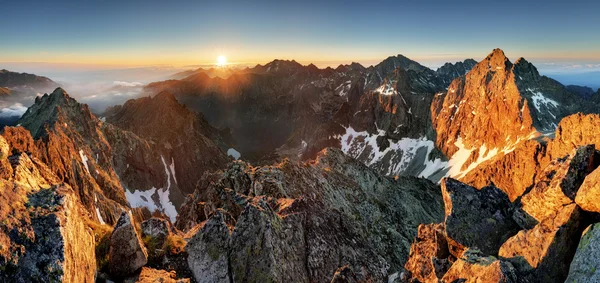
[0,135,96,282]
[404,223,452,282]
[405,145,600,283]
[441,178,519,256]
[566,223,600,282]
[499,204,583,282]
[178,147,444,282]
[441,250,518,283]
[186,210,231,283]
[109,211,149,277]
[575,167,600,213]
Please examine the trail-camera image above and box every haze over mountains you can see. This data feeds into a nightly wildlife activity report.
[2,48,600,282]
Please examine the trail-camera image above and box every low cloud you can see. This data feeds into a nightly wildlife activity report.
[113,81,143,87]
[0,103,27,118]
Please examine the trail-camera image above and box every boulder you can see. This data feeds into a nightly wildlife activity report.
[442,250,518,283]
[404,223,451,282]
[519,145,596,222]
[575,167,600,213]
[141,217,174,243]
[109,211,148,277]
[0,185,96,283]
[230,200,308,283]
[565,223,600,282]
[186,210,231,283]
[123,267,191,283]
[441,178,519,256]
[499,203,582,282]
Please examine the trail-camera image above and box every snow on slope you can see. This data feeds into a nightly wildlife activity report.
[338,126,448,179]
[124,155,178,222]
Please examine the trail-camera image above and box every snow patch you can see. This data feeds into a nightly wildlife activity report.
[169,158,177,185]
[528,89,559,119]
[338,126,447,178]
[374,80,397,96]
[79,149,90,174]
[227,148,241,160]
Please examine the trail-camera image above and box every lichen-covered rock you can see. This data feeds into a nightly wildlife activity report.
[230,200,308,283]
[565,223,600,283]
[404,223,451,283]
[575,167,600,213]
[0,139,96,283]
[141,217,174,244]
[519,145,596,222]
[178,148,444,282]
[441,178,519,256]
[441,250,518,283]
[109,211,148,277]
[499,203,582,282]
[186,210,231,283]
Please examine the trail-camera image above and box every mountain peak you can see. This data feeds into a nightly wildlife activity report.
[153,90,177,102]
[482,48,511,69]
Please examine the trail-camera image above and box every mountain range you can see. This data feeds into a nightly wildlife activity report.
[1,48,600,282]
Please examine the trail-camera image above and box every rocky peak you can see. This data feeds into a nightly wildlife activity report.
[375,54,430,74]
[513,57,541,82]
[435,59,477,85]
[482,48,512,70]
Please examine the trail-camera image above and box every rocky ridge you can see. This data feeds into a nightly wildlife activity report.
[404,143,600,282]
[177,147,443,282]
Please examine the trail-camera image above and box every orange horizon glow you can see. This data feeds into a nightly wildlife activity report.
[1,49,600,70]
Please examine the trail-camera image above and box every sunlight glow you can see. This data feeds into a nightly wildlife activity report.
[217,55,227,66]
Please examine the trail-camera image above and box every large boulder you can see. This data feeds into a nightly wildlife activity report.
[186,210,231,283]
[441,178,519,256]
[1,185,96,283]
[404,223,452,283]
[230,200,308,283]
[519,145,596,222]
[441,250,518,283]
[566,223,600,282]
[575,167,600,213]
[499,203,583,282]
[109,211,149,277]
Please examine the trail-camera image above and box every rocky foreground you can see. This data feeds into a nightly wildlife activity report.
[404,145,600,283]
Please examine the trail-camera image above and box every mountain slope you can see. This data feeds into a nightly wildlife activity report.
[103,91,231,196]
[0,69,58,90]
[14,88,231,223]
[146,54,467,180]
[431,49,591,186]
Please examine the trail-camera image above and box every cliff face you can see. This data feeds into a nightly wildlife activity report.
[0,135,96,282]
[459,113,600,201]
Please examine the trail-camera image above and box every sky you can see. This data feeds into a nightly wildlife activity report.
[0,0,599,68]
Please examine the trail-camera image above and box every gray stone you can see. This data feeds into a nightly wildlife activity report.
[186,210,231,283]
[109,211,148,277]
[441,178,520,256]
[566,223,600,283]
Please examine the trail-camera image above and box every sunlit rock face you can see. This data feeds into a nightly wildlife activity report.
[404,145,599,283]
[0,135,95,282]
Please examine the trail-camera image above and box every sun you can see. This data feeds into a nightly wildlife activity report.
[217,55,227,66]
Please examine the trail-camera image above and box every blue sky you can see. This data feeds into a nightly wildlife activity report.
[0,0,599,74]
